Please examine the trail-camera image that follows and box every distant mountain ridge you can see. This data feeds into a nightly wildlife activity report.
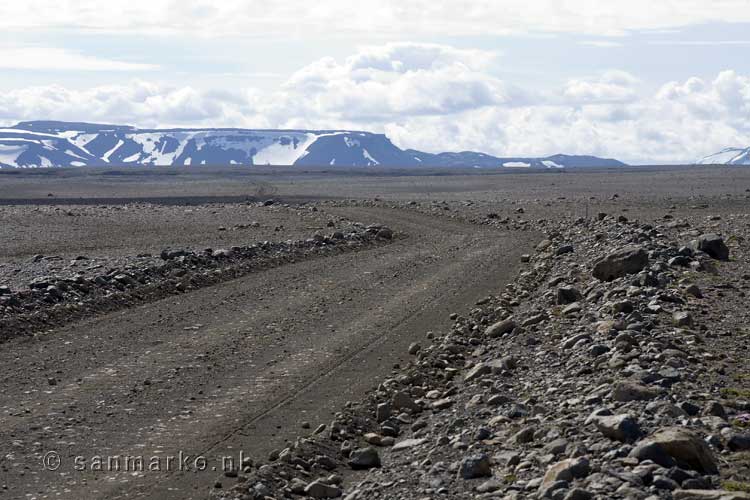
[697,147,750,165]
[0,120,627,169]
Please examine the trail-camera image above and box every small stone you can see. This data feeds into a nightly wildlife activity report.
[348,447,381,470]
[727,433,750,451]
[513,426,536,444]
[458,453,492,479]
[562,302,582,316]
[593,414,641,442]
[540,458,590,495]
[612,381,659,402]
[593,246,649,281]
[673,490,750,500]
[557,287,583,305]
[653,475,680,491]
[630,427,718,474]
[673,311,694,327]
[485,318,516,338]
[392,391,420,412]
[376,402,391,423]
[304,480,342,498]
[556,244,575,256]
[465,363,492,382]
[704,401,727,420]
[564,489,593,500]
[693,234,729,260]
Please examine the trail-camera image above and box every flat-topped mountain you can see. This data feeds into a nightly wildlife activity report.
[0,121,627,169]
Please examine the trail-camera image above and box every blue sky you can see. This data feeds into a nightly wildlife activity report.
[1,0,749,163]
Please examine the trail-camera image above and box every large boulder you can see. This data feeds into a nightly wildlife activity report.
[630,427,718,474]
[593,246,649,281]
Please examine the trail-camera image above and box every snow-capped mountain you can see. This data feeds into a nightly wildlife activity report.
[697,147,750,165]
[0,121,627,169]
[408,150,626,169]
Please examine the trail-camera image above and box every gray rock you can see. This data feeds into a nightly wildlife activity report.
[673,311,694,327]
[376,402,391,423]
[593,246,649,281]
[673,491,750,500]
[458,453,492,479]
[540,458,590,494]
[631,428,718,474]
[564,489,593,500]
[513,426,536,444]
[392,391,420,412]
[476,478,504,493]
[727,432,750,451]
[630,441,676,468]
[304,480,342,498]
[593,414,641,442]
[376,227,394,240]
[465,362,492,382]
[692,234,729,260]
[556,245,575,256]
[562,302,582,316]
[557,287,583,305]
[612,381,659,402]
[653,475,680,490]
[348,447,381,470]
[392,438,427,451]
[485,318,516,337]
[704,401,727,420]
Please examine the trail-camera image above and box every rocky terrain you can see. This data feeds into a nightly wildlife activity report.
[0,202,394,340]
[209,200,750,500]
[1,166,749,500]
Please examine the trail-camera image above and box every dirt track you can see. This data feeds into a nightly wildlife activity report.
[0,206,537,499]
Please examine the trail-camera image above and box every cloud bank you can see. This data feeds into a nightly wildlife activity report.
[3,0,750,37]
[1,43,749,164]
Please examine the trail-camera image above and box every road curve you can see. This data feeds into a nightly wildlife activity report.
[0,206,538,500]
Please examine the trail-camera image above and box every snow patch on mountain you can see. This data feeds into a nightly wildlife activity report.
[698,147,750,165]
[0,121,628,169]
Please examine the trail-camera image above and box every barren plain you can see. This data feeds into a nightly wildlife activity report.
[0,165,749,500]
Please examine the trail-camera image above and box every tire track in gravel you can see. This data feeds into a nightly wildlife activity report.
[0,206,538,500]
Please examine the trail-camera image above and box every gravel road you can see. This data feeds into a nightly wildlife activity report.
[0,206,536,500]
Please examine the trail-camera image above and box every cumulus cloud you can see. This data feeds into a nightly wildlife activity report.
[0,81,267,128]
[562,71,640,104]
[278,43,510,120]
[1,43,749,164]
[2,0,750,37]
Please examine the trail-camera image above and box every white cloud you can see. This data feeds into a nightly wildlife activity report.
[578,41,625,48]
[1,43,749,164]
[562,71,640,104]
[2,0,750,37]
[0,81,268,128]
[0,47,157,71]
[277,43,510,119]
